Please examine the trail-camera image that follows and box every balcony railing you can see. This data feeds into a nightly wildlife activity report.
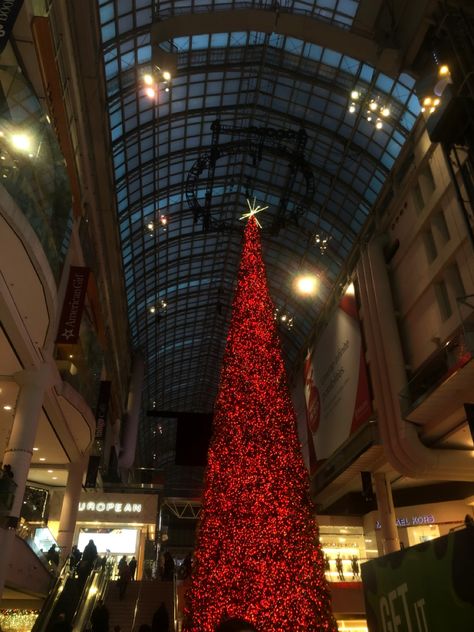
[0,64,72,282]
[399,313,474,416]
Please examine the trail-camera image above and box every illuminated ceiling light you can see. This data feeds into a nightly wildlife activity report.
[149,306,156,314]
[294,274,318,296]
[433,98,441,106]
[147,221,154,231]
[375,119,383,129]
[143,73,154,85]
[165,87,170,93]
[348,104,356,114]
[3,405,12,411]
[39,457,46,461]
[423,96,432,107]
[162,70,171,81]
[145,87,156,98]
[367,115,372,122]
[345,282,355,296]
[52,476,58,480]
[438,64,450,77]
[430,106,436,113]
[33,447,39,451]
[10,134,31,152]
[380,106,390,117]
[47,469,53,473]
[369,100,378,111]
[350,90,359,100]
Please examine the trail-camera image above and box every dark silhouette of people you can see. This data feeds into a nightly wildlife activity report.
[47,544,60,566]
[1,464,13,479]
[181,552,192,579]
[464,514,474,529]
[152,602,170,632]
[162,551,175,580]
[118,557,131,600]
[91,599,109,632]
[50,613,72,632]
[128,556,137,580]
[70,545,82,571]
[351,555,360,580]
[324,555,330,574]
[335,554,345,581]
[82,539,98,570]
[215,617,258,632]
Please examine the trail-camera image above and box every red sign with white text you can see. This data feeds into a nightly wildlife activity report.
[56,266,89,344]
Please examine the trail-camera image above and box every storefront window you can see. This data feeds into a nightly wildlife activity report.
[319,525,367,582]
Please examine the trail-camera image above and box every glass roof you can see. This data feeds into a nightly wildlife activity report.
[97,0,420,489]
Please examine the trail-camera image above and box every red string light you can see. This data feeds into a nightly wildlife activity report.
[184,217,336,631]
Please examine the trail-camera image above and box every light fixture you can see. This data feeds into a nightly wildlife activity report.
[347,88,391,130]
[3,405,12,411]
[149,306,156,314]
[273,306,294,330]
[147,221,154,231]
[369,100,378,112]
[438,64,450,77]
[39,457,46,462]
[375,119,383,130]
[348,104,356,114]
[294,274,318,296]
[143,73,154,85]
[314,232,331,255]
[162,70,171,82]
[380,106,390,117]
[350,90,359,100]
[52,476,58,480]
[10,133,32,152]
[33,447,39,451]
[145,87,156,99]
[47,469,53,473]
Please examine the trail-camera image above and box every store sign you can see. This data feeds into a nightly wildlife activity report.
[78,501,142,514]
[0,0,24,53]
[56,266,90,344]
[362,529,474,631]
[375,514,435,529]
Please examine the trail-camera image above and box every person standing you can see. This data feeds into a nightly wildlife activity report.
[335,554,345,581]
[351,555,360,580]
[91,599,109,632]
[151,602,170,632]
[118,558,131,600]
[82,539,98,572]
[128,556,137,580]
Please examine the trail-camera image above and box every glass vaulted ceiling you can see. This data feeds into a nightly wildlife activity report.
[98,0,420,487]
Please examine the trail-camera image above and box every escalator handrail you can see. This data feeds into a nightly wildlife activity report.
[71,558,113,632]
[31,558,73,632]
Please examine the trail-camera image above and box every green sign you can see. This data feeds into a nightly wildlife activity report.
[361,528,474,631]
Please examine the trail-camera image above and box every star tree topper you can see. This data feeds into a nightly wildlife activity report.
[239,197,268,228]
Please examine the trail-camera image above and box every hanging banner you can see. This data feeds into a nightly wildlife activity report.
[84,455,101,489]
[56,266,89,344]
[95,380,111,441]
[304,283,372,461]
[0,0,24,53]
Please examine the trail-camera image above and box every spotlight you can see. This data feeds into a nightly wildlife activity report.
[348,104,356,114]
[375,119,383,129]
[10,134,32,152]
[143,74,154,85]
[294,274,318,296]
[162,70,171,81]
[422,97,432,107]
[380,107,390,117]
[145,87,156,98]
[438,65,450,77]
[350,90,360,100]
[369,100,378,111]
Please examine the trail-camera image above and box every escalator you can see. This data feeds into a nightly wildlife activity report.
[32,559,112,632]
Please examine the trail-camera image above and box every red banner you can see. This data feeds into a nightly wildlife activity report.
[56,266,89,344]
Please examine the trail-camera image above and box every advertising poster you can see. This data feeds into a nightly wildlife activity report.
[304,283,371,462]
[362,528,474,631]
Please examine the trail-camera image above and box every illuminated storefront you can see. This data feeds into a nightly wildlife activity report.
[48,491,158,579]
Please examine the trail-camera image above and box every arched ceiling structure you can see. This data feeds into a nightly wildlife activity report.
[97,0,422,493]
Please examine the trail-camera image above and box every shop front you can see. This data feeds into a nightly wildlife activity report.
[48,491,158,579]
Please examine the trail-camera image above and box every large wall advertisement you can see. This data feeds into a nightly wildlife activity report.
[304,283,372,463]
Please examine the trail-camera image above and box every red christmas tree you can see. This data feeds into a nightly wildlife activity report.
[184,214,336,631]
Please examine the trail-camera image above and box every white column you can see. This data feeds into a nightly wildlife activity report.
[0,363,55,597]
[57,456,87,561]
[373,472,400,554]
